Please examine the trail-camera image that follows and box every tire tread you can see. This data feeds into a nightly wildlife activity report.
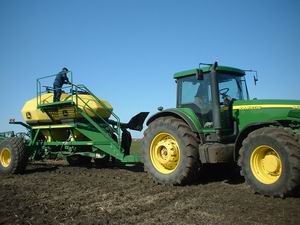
[142,116,200,185]
[0,137,27,175]
[238,126,300,197]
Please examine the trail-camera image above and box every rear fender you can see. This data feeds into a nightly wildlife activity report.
[146,108,202,133]
[234,121,279,161]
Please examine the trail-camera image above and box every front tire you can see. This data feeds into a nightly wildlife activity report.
[0,137,28,175]
[142,117,200,185]
[238,127,300,197]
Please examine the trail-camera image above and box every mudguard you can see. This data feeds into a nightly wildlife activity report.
[146,108,202,133]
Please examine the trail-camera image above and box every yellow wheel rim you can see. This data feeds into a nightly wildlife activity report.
[0,147,12,168]
[150,132,180,174]
[250,145,282,184]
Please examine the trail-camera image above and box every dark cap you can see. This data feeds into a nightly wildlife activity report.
[62,67,69,72]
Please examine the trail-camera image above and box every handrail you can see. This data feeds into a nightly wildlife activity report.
[36,72,73,106]
[71,83,121,144]
[77,101,120,147]
[75,94,119,140]
[36,73,121,146]
[74,84,121,125]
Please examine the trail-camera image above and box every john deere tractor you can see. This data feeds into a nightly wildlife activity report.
[142,62,300,197]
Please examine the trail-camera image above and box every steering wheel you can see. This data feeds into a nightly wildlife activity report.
[219,88,229,98]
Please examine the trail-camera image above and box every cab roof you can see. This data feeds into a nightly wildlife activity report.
[173,65,245,79]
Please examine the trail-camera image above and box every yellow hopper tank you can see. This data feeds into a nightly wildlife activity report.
[22,93,113,125]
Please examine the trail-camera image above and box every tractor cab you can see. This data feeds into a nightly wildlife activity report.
[174,63,249,137]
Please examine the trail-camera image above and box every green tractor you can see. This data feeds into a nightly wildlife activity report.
[142,62,300,197]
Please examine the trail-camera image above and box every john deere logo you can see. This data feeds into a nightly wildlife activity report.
[26,112,32,119]
[62,110,68,117]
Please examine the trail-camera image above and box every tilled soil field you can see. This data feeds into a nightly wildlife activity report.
[0,161,299,225]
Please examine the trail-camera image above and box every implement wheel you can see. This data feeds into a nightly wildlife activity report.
[0,137,28,175]
[142,117,200,185]
[238,127,300,197]
[66,155,91,167]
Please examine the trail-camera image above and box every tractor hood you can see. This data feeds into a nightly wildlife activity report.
[232,99,300,130]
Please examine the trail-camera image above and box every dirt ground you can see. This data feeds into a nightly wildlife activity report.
[0,161,299,225]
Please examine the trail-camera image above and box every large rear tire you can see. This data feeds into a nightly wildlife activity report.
[238,127,300,197]
[142,117,200,185]
[0,137,28,175]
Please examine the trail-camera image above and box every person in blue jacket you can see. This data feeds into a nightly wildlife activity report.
[53,67,71,102]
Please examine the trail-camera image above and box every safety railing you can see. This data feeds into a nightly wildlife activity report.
[36,72,74,107]
[36,72,121,144]
[71,83,121,143]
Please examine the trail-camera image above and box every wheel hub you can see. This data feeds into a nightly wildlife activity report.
[150,132,180,174]
[263,154,280,174]
[0,148,11,168]
[250,145,282,184]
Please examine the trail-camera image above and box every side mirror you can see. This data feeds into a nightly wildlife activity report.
[196,69,204,80]
[253,74,258,86]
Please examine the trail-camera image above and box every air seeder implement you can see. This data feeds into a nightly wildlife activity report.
[0,73,148,174]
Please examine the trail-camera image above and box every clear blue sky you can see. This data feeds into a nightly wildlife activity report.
[0,0,299,137]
